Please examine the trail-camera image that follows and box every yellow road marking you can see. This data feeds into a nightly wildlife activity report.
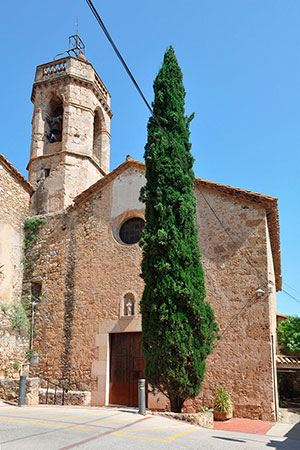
[0,412,111,420]
[0,418,103,433]
[0,415,199,442]
[113,427,198,442]
[117,424,184,433]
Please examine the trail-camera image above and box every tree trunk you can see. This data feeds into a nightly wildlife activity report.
[169,395,184,413]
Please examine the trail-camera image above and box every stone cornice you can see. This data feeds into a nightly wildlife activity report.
[31,74,113,118]
[26,151,107,177]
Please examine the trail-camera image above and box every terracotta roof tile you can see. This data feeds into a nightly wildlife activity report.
[277,355,300,367]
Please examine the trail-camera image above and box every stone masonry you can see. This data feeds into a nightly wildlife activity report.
[0,154,33,375]
[23,162,280,421]
[28,56,112,215]
[1,49,282,421]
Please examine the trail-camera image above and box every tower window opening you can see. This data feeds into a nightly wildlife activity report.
[46,98,63,143]
[93,109,102,160]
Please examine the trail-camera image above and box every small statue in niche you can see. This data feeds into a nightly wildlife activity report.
[124,297,134,316]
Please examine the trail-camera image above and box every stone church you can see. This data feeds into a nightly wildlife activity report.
[0,45,281,420]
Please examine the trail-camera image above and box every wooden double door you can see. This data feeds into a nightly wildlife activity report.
[109,332,146,406]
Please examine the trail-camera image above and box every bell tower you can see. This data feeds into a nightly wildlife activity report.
[28,35,112,214]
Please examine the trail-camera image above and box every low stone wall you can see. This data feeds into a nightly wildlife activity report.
[39,388,91,406]
[154,411,213,429]
[0,311,29,378]
[0,377,39,405]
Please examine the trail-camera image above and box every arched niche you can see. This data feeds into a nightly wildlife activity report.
[45,93,64,145]
[93,107,105,162]
[122,292,136,317]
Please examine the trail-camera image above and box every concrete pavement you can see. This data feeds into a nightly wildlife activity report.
[0,404,299,449]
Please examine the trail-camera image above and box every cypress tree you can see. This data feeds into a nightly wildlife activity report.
[140,46,219,413]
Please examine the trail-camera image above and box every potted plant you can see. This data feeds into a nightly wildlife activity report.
[213,385,233,421]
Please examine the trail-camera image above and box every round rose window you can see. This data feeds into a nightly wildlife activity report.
[119,218,145,244]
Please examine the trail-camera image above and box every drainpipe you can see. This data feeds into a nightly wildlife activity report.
[30,300,38,350]
[271,334,279,421]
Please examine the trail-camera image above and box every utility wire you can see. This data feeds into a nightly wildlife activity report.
[86,1,263,275]
[281,289,300,306]
[283,282,300,297]
[86,0,199,189]
[86,0,300,319]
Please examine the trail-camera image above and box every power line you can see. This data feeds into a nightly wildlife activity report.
[86,1,265,275]
[86,1,300,319]
[283,282,300,297]
[281,288,300,305]
[86,0,200,188]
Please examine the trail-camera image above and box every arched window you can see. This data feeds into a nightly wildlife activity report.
[93,109,102,160]
[123,293,135,316]
[46,96,63,143]
[119,218,145,244]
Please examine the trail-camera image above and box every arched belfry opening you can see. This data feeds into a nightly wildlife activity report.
[45,94,63,144]
[29,42,112,213]
[93,108,103,162]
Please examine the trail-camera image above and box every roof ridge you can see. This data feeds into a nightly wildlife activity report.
[0,153,34,195]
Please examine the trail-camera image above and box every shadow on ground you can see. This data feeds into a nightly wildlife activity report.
[267,421,300,449]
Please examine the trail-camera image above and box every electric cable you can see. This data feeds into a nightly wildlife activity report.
[85,0,299,321]
[283,282,300,297]
[86,1,265,276]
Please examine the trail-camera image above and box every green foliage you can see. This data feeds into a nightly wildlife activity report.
[0,302,9,314]
[13,359,20,372]
[0,369,8,378]
[10,301,29,331]
[25,349,35,362]
[0,300,30,332]
[140,46,219,412]
[277,316,300,355]
[24,217,46,250]
[214,385,233,413]
[21,296,33,321]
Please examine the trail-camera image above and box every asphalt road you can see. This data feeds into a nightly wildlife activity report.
[0,405,298,450]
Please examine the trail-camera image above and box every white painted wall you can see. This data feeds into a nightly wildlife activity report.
[111,170,145,218]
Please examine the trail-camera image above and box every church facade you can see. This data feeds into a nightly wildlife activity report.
[0,50,281,420]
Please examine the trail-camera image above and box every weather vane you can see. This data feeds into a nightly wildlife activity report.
[54,16,85,60]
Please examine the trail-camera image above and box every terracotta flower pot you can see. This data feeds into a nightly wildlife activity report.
[213,409,233,421]
[0,370,5,378]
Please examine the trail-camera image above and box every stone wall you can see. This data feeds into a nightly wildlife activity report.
[0,155,32,374]
[0,157,31,304]
[39,388,91,406]
[0,377,39,405]
[23,167,277,420]
[0,311,29,378]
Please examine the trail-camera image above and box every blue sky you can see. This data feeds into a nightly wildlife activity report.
[1,0,299,315]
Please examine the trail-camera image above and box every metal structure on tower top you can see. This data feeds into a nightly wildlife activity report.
[54,18,85,60]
